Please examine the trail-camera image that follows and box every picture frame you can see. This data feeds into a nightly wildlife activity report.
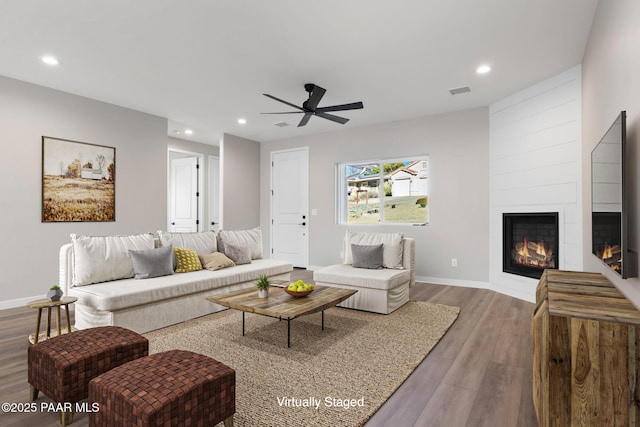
[42,136,116,222]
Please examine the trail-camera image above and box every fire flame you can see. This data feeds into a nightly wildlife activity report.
[602,243,613,260]
[513,237,554,268]
[518,237,529,258]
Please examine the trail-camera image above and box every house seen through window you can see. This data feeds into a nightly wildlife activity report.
[338,157,429,225]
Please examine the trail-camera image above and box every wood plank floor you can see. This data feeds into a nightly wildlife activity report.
[0,270,537,426]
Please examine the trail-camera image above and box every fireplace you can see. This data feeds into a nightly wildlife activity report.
[503,213,559,279]
[592,212,622,273]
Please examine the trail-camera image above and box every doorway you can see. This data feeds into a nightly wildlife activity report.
[168,150,204,232]
[271,147,309,268]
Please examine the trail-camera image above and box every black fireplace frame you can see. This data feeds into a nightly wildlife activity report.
[503,212,559,279]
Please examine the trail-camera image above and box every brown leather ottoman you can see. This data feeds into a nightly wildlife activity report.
[88,349,235,427]
[28,326,149,426]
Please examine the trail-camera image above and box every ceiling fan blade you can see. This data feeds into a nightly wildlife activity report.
[315,101,364,113]
[306,85,326,110]
[263,94,303,111]
[316,112,349,125]
[260,112,304,114]
[298,113,313,127]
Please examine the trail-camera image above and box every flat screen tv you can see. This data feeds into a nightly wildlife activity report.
[591,111,631,278]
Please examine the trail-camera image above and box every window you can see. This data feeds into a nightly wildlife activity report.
[337,157,429,225]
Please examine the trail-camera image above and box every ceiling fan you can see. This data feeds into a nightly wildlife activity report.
[262,83,364,127]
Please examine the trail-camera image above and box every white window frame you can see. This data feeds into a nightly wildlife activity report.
[336,155,429,226]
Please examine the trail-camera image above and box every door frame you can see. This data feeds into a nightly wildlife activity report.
[208,155,221,231]
[270,147,309,268]
[167,148,205,232]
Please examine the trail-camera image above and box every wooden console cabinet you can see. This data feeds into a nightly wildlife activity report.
[533,270,640,426]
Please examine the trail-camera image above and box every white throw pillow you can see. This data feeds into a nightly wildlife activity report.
[71,233,155,286]
[218,227,263,260]
[157,230,218,255]
[344,230,404,269]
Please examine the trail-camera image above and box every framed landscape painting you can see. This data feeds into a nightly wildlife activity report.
[42,136,116,222]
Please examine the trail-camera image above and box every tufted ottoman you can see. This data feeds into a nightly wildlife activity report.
[88,349,236,427]
[28,326,149,426]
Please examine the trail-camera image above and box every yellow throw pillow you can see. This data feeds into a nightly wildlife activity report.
[174,247,203,273]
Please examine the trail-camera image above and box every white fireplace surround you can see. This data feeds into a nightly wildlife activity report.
[488,66,583,302]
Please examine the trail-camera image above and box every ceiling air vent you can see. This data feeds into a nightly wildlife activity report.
[274,122,290,127]
[449,86,471,95]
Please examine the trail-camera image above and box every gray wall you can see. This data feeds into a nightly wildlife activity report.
[260,107,490,283]
[221,133,261,230]
[0,76,168,306]
[582,0,640,306]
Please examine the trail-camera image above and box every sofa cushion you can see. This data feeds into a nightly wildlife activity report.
[158,230,217,255]
[174,247,203,273]
[223,242,252,265]
[129,246,174,279]
[218,228,262,260]
[71,233,155,287]
[199,252,235,271]
[351,243,383,269]
[67,259,294,311]
[344,231,404,269]
[314,264,410,291]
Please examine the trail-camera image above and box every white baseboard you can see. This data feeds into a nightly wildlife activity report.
[307,268,533,303]
[416,275,490,290]
[0,295,46,311]
[490,282,536,303]
[415,276,534,303]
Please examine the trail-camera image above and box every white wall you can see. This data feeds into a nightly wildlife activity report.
[489,66,583,302]
[0,76,168,308]
[260,108,490,284]
[582,0,640,307]
[221,133,261,230]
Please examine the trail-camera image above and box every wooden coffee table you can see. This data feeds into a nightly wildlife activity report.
[206,285,357,347]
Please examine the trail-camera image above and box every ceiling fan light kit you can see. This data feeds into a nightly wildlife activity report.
[263,83,364,127]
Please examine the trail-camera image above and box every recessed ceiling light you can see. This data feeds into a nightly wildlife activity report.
[237,118,247,125]
[184,129,193,135]
[476,64,491,74]
[41,55,59,66]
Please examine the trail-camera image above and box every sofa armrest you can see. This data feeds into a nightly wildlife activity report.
[59,243,74,295]
[403,238,416,287]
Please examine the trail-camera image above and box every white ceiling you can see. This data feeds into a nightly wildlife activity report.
[0,0,598,145]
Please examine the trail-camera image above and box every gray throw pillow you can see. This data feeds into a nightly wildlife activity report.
[129,245,174,279]
[351,243,384,269]
[224,242,252,265]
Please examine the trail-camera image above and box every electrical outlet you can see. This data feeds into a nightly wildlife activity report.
[451,258,458,267]
[311,208,318,216]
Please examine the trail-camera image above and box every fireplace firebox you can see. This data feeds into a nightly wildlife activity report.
[503,212,559,279]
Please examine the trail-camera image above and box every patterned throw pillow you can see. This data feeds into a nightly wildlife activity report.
[174,247,203,273]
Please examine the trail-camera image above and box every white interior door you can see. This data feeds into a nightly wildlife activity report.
[170,156,199,232]
[271,148,309,268]
[208,155,220,231]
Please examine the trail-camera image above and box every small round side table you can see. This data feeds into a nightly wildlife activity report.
[26,296,78,344]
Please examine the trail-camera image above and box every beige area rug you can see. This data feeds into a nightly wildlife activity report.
[145,301,459,427]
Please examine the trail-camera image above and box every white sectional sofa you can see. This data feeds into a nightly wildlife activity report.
[60,229,292,333]
[313,231,415,314]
